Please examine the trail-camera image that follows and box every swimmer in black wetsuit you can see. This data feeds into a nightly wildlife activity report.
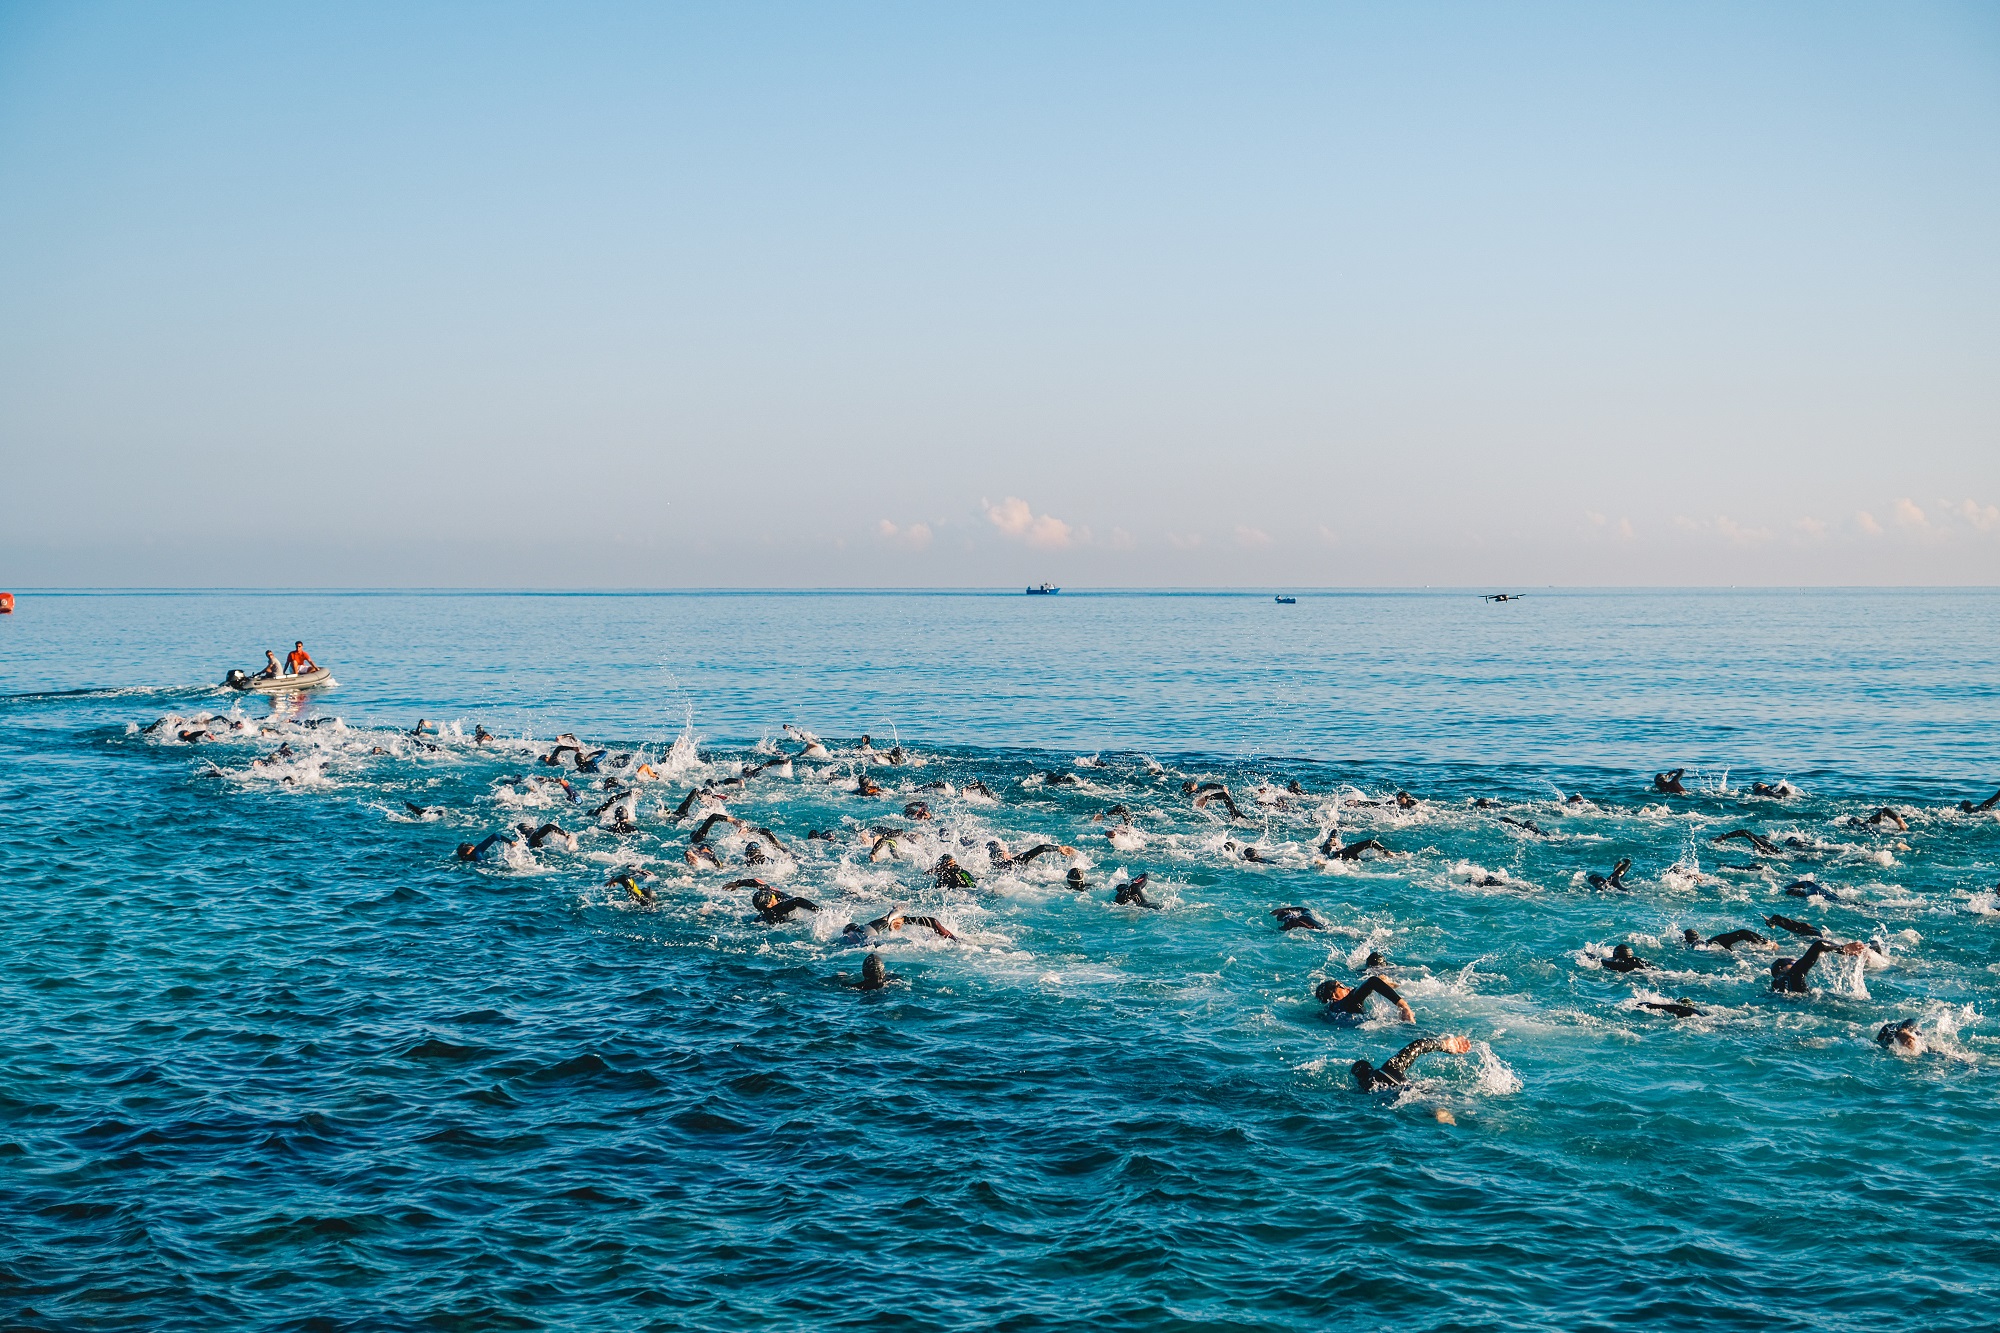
[1351,1035,1473,1090]
[1654,769,1688,795]
[454,832,516,862]
[1713,829,1782,855]
[841,909,956,943]
[403,801,445,819]
[1586,857,1632,891]
[1770,939,1866,992]
[1749,781,1796,798]
[1188,782,1244,819]
[1319,829,1395,860]
[855,952,893,991]
[1853,807,1908,832]
[1784,879,1837,900]
[854,775,883,797]
[1272,906,1327,932]
[933,855,976,888]
[1315,975,1414,1021]
[962,781,995,799]
[608,872,655,905]
[684,843,722,869]
[1764,913,1822,939]
[1876,1018,1927,1054]
[1066,867,1088,891]
[1639,1000,1704,1018]
[1601,944,1650,973]
[474,725,493,746]
[747,884,821,923]
[1959,788,2000,815]
[902,801,931,821]
[515,822,576,850]
[1499,816,1547,837]
[1683,927,1769,950]
[1113,874,1159,909]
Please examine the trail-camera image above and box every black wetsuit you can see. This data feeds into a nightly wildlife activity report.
[1352,1036,1464,1091]
[1771,941,1834,993]
[751,887,820,923]
[1272,906,1326,931]
[1706,929,1769,950]
[1114,876,1159,909]
[1601,945,1649,973]
[1714,829,1782,855]
[1315,976,1407,1015]
[1586,857,1632,891]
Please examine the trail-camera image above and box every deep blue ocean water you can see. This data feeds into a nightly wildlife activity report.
[2,588,1996,1332]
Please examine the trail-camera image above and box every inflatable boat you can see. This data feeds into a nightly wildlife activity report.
[224,667,332,694]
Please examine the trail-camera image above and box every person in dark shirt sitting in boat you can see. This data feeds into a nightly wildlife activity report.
[286,642,317,675]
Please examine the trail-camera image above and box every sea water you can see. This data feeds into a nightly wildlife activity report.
[1,589,1996,1331]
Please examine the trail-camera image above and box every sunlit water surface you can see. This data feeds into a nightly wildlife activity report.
[2,589,1996,1331]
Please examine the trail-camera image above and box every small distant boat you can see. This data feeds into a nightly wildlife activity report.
[1274,596,1296,605]
[1025,583,1059,595]
[1482,593,1524,603]
[224,667,332,694]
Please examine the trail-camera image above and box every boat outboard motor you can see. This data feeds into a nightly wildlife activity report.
[225,669,248,687]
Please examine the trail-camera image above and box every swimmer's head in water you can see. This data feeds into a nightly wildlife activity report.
[1315,979,1350,1004]
[861,953,887,989]
[1364,951,1387,968]
[1612,944,1636,960]
[455,844,476,860]
[1683,928,1702,945]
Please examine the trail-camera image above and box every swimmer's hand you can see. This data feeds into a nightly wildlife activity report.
[1838,941,1869,955]
[1443,1035,1473,1054]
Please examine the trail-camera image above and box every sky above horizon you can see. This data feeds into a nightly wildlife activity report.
[2,2,1997,587]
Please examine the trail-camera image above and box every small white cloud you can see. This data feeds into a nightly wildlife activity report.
[1167,532,1203,550]
[1233,525,1273,549]
[984,496,1073,549]
[1892,498,1929,529]
[1855,510,1883,536]
[1793,516,1828,540]
[1947,498,2000,532]
[876,519,933,551]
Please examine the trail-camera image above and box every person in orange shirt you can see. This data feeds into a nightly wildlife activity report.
[285,641,317,675]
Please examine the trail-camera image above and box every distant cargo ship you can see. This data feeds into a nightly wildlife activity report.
[1025,583,1059,595]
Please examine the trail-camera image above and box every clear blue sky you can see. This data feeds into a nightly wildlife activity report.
[2,2,1996,586]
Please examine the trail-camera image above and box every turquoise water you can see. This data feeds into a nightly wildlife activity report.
[2,589,1997,1331]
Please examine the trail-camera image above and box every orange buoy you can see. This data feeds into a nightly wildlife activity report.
[0,593,13,613]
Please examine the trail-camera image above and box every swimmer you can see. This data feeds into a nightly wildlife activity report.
[854,775,883,797]
[454,832,516,862]
[1763,913,1822,940]
[806,828,838,842]
[1713,829,1782,855]
[608,874,654,906]
[1351,1034,1473,1091]
[516,822,576,851]
[1853,807,1908,832]
[1113,874,1160,909]
[1042,771,1079,787]
[1770,939,1866,993]
[1585,857,1632,891]
[1189,783,1244,819]
[1320,831,1394,861]
[1875,1018,1928,1055]
[1749,781,1797,798]
[1468,873,1507,888]
[1238,844,1271,863]
[412,719,433,736]
[684,843,722,869]
[933,855,976,888]
[1783,879,1837,900]
[962,781,996,799]
[1683,927,1769,950]
[1315,975,1414,1021]
[1958,788,2000,815]
[1272,906,1327,932]
[671,788,724,822]
[855,952,894,991]
[1565,793,1594,809]
[1499,816,1547,837]
[1639,1000,1704,1018]
[1065,868,1089,891]
[903,801,931,821]
[689,812,744,845]
[1600,944,1650,973]
[403,801,445,819]
[841,909,957,943]
[1016,843,1076,863]
[474,725,493,746]
[1395,791,1418,810]
[748,885,821,923]
[1654,769,1688,795]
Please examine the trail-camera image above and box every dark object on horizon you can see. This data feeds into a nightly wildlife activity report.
[1275,595,1297,604]
[1483,593,1522,602]
[1026,583,1059,595]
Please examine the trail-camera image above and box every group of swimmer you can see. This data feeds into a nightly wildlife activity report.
[159,707,1994,1087]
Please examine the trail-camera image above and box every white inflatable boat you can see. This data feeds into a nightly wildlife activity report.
[224,667,333,694]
